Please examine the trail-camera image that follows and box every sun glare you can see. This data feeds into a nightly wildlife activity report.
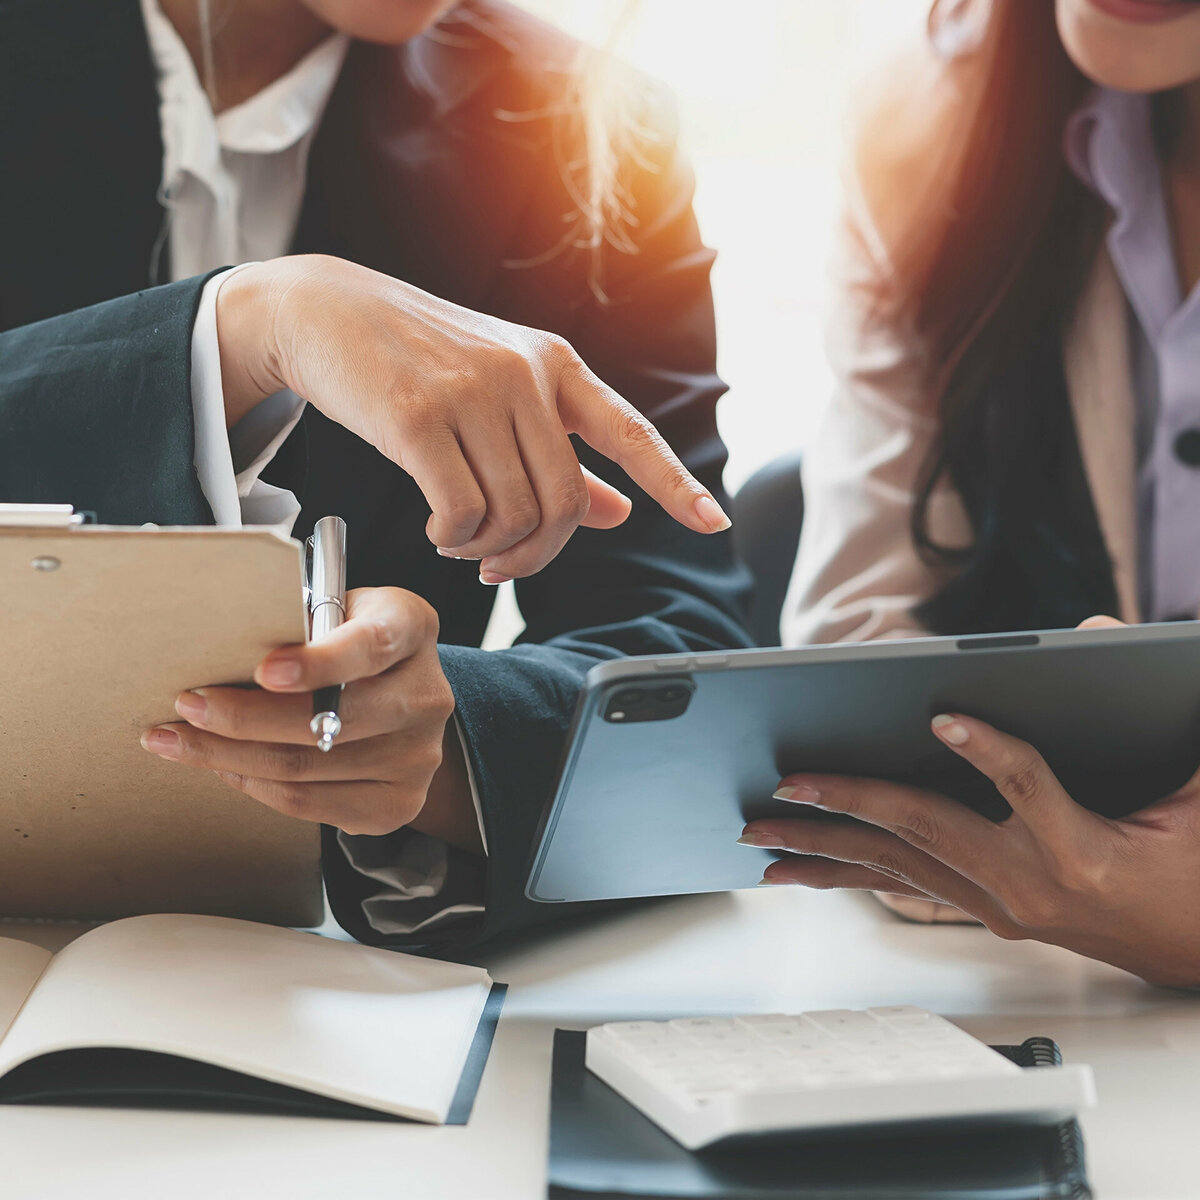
[515,0,929,488]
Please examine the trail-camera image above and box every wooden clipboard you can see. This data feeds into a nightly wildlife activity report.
[0,513,323,927]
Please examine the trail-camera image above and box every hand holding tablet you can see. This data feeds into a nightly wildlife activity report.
[528,616,1200,985]
[746,616,1200,988]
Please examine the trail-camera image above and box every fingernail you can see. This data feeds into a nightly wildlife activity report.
[737,833,785,848]
[774,784,821,804]
[262,658,302,686]
[437,548,461,559]
[175,691,208,724]
[694,494,732,532]
[756,875,793,887]
[140,728,181,759]
[479,571,511,586]
[932,714,970,745]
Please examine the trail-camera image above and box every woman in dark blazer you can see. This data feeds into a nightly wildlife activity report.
[0,0,752,953]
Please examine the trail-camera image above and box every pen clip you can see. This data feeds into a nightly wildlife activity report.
[303,536,314,621]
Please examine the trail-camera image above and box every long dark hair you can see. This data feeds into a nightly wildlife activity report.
[894,0,1121,633]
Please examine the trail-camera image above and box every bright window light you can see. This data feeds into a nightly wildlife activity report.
[514,0,929,489]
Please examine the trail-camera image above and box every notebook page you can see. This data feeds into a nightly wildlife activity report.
[0,914,491,1122]
[0,938,52,1044]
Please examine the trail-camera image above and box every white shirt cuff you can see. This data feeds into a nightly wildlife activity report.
[190,265,304,531]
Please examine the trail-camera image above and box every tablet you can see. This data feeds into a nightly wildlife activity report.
[525,622,1200,904]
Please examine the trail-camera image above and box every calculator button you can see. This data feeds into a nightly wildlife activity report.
[803,1010,885,1035]
[669,1018,729,1034]
[867,1006,929,1020]
[751,1023,818,1042]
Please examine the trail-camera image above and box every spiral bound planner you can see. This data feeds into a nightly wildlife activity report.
[547,1029,1091,1200]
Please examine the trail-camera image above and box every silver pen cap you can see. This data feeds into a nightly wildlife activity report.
[309,515,347,641]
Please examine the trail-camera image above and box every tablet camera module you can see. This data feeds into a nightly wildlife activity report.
[603,680,694,724]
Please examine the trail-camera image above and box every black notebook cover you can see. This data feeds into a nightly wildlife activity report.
[0,982,506,1124]
[548,1028,1090,1200]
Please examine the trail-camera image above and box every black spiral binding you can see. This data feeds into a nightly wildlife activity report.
[994,1038,1092,1200]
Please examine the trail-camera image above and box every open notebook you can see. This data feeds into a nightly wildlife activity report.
[0,914,502,1122]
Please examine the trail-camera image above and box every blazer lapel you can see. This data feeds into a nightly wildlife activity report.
[1062,248,1142,623]
[294,26,541,312]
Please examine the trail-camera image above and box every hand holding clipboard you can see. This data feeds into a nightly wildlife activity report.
[147,521,465,844]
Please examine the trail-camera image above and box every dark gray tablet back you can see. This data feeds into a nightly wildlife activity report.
[526,624,1200,903]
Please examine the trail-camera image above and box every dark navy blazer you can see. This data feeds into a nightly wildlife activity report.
[0,0,753,953]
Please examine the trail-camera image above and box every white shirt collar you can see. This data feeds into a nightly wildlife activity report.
[139,0,349,188]
[218,34,350,155]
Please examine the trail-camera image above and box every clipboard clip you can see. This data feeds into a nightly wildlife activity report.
[0,504,95,528]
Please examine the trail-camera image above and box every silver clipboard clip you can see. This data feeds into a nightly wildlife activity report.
[0,504,94,528]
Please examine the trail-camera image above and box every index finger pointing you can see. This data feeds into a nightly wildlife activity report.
[555,357,731,535]
[255,588,434,692]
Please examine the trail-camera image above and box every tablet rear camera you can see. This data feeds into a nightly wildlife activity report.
[604,680,693,723]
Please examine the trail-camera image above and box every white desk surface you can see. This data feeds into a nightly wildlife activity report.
[1,887,1195,1200]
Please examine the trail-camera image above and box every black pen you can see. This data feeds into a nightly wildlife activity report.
[306,515,347,752]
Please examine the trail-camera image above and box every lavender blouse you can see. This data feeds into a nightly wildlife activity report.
[1066,88,1200,622]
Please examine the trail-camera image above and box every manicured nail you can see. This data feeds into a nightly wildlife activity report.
[479,571,511,586]
[737,833,785,848]
[774,784,822,804]
[141,728,181,759]
[175,691,208,724]
[932,714,970,745]
[261,658,302,687]
[694,494,732,532]
[437,548,461,559]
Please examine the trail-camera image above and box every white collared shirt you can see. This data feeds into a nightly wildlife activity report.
[140,0,484,936]
[140,0,348,529]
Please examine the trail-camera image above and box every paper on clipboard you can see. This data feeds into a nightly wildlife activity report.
[0,520,322,926]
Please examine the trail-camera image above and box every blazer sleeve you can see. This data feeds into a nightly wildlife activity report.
[0,277,215,525]
[323,110,754,955]
[780,197,972,648]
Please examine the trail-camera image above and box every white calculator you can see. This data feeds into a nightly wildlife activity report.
[585,1007,1096,1151]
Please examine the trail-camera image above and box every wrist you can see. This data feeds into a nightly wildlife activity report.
[410,720,485,856]
[214,261,291,429]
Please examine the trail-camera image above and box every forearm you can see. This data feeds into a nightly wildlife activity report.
[0,276,216,524]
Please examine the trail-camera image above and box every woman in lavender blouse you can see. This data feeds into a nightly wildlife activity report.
[747,0,1200,987]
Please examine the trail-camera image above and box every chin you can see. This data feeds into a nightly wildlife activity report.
[1056,0,1200,91]
[302,0,458,45]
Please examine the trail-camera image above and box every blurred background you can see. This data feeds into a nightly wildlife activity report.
[517,0,930,490]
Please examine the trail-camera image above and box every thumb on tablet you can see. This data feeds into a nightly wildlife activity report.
[1076,615,1125,631]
